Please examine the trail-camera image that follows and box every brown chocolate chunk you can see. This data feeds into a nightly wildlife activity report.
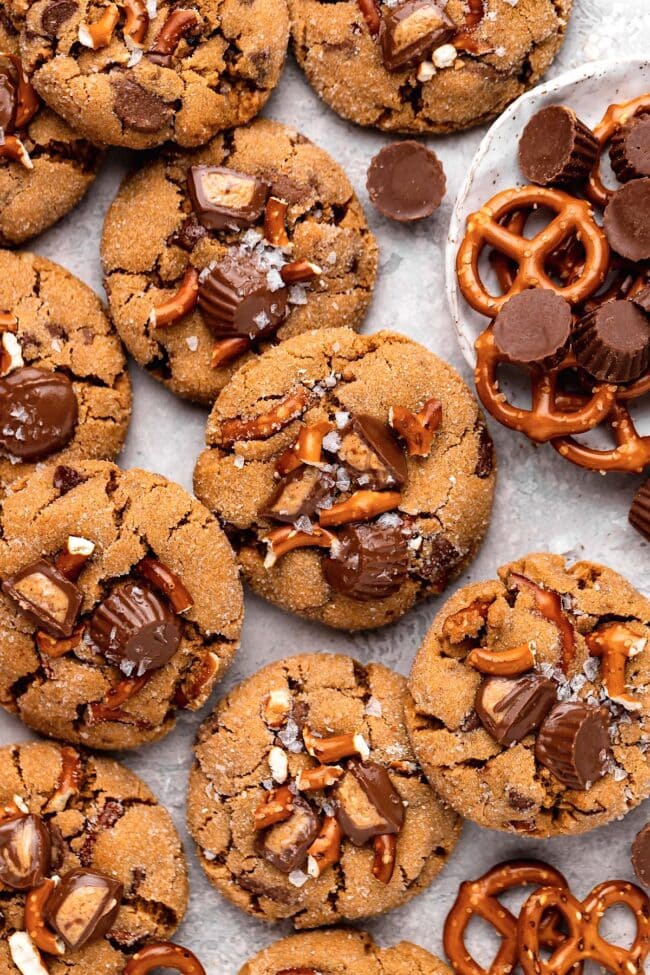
[380,0,455,72]
[198,252,288,342]
[188,166,269,231]
[572,300,650,382]
[3,559,82,638]
[322,523,408,601]
[610,113,650,182]
[53,465,86,495]
[474,421,495,479]
[45,867,123,950]
[632,823,650,888]
[169,217,209,252]
[89,580,181,677]
[493,289,572,368]
[535,702,610,790]
[337,414,407,489]
[0,814,52,890]
[475,674,557,746]
[335,759,404,845]
[41,0,78,36]
[518,105,599,187]
[604,179,650,262]
[260,467,333,523]
[255,798,320,873]
[366,141,446,222]
[112,76,173,133]
[412,533,459,588]
[629,478,650,541]
[0,66,16,133]
[0,366,78,462]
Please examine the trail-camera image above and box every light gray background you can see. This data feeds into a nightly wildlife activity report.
[2,0,650,969]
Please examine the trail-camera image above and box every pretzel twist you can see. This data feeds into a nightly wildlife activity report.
[586,94,650,208]
[457,186,609,317]
[552,399,650,473]
[124,942,206,975]
[518,881,650,975]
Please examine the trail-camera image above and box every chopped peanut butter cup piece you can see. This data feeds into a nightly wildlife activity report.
[323,523,408,601]
[45,868,123,951]
[380,0,455,72]
[188,166,269,231]
[535,702,610,790]
[475,674,557,746]
[3,559,82,638]
[256,797,321,874]
[629,478,650,541]
[338,413,407,488]
[335,759,404,844]
[0,813,52,890]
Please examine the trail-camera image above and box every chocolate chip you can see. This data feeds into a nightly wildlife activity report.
[475,674,557,746]
[380,0,455,72]
[0,366,78,462]
[3,559,82,638]
[493,290,572,368]
[53,465,86,495]
[45,868,123,950]
[255,798,320,874]
[632,823,650,888]
[168,216,209,252]
[198,252,288,342]
[518,105,599,186]
[260,467,333,523]
[366,142,446,222]
[0,814,52,890]
[0,67,16,133]
[337,414,407,489]
[572,300,650,382]
[188,165,269,231]
[322,523,408,601]
[604,178,650,262]
[474,421,494,479]
[413,533,459,588]
[112,76,173,133]
[335,760,404,845]
[629,477,650,541]
[41,0,78,36]
[610,113,650,182]
[535,702,610,790]
[89,580,181,677]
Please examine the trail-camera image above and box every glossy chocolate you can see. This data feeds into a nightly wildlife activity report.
[0,814,52,890]
[604,178,650,262]
[260,467,333,523]
[255,798,320,873]
[335,760,404,845]
[475,674,557,746]
[572,300,650,382]
[3,558,82,638]
[493,290,572,368]
[535,702,610,790]
[0,366,78,462]
[188,166,269,231]
[198,253,288,342]
[45,867,123,950]
[322,523,408,601]
[337,414,407,488]
[380,0,455,72]
[89,580,181,676]
[366,142,446,222]
[0,65,16,133]
[518,105,598,186]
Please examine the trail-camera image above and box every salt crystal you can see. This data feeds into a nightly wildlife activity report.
[365,696,383,717]
[266,269,285,292]
[288,285,307,305]
[288,870,309,888]
[186,335,199,351]
[234,455,245,469]
[334,411,350,429]
[377,512,402,528]
[322,431,342,453]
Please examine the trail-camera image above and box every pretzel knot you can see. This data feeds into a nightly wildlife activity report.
[457,186,610,317]
[474,327,617,442]
[124,942,206,975]
[519,881,650,975]
[586,94,650,208]
[443,859,573,975]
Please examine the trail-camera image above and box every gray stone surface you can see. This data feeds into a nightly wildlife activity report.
[0,0,649,969]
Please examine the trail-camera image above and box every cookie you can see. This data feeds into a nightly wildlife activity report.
[0,740,188,973]
[239,930,453,975]
[0,8,102,246]
[405,552,650,838]
[0,459,243,749]
[187,653,462,928]
[194,326,495,630]
[102,120,378,404]
[10,0,289,150]
[289,0,572,134]
[0,250,130,488]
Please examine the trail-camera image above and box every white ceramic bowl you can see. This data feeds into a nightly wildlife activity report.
[445,57,650,368]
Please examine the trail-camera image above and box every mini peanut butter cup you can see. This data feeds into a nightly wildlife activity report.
[198,252,288,341]
[629,478,650,541]
[604,178,650,261]
[610,112,650,182]
[492,289,572,368]
[366,141,446,222]
[632,823,650,888]
[518,105,599,187]
[572,299,650,382]
[535,701,610,790]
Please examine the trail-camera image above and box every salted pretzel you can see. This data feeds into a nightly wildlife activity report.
[518,880,650,975]
[474,326,617,442]
[457,186,609,317]
[443,859,575,975]
[586,93,650,208]
[124,942,206,975]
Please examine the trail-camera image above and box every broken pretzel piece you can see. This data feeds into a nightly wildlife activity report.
[210,337,249,369]
[55,535,95,582]
[306,816,342,878]
[149,268,199,328]
[280,260,322,285]
[318,489,401,527]
[25,879,65,957]
[0,134,32,169]
[136,557,193,614]
[147,8,200,66]
[264,197,290,248]
[219,389,310,445]
[389,397,442,457]
[86,673,151,726]
[586,622,646,712]
[442,598,492,643]
[262,687,292,729]
[78,3,121,48]
[509,573,576,674]
[467,642,535,677]
[124,942,206,975]
[44,746,81,814]
[254,784,294,830]
[372,833,396,884]
[296,765,344,791]
[263,525,337,568]
[303,726,370,763]
[36,625,85,659]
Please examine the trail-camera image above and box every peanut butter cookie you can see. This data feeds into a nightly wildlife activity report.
[194,326,495,630]
[102,119,378,404]
[290,0,572,134]
[10,0,289,149]
[0,740,188,974]
[0,459,243,749]
[0,250,130,489]
[0,6,102,246]
[188,653,462,928]
[405,552,650,837]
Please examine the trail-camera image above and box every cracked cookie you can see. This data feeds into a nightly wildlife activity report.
[239,929,453,975]
[0,250,130,489]
[193,326,496,630]
[10,0,289,150]
[405,552,650,837]
[0,459,243,749]
[188,653,462,928]
[289,0,572,134]
[101,119,378,404]
[0,7,102,246]
[0,740,189,975]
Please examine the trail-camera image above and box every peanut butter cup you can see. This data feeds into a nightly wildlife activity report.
[535,702,610,790]
[518,105,598,186]
[492,290,572,367]
[367,141,446,222]
[610,112,650,182]
[629,478,650,541]
[572,300,650,382]
[632,823,650,888]
[604,178,650,261]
